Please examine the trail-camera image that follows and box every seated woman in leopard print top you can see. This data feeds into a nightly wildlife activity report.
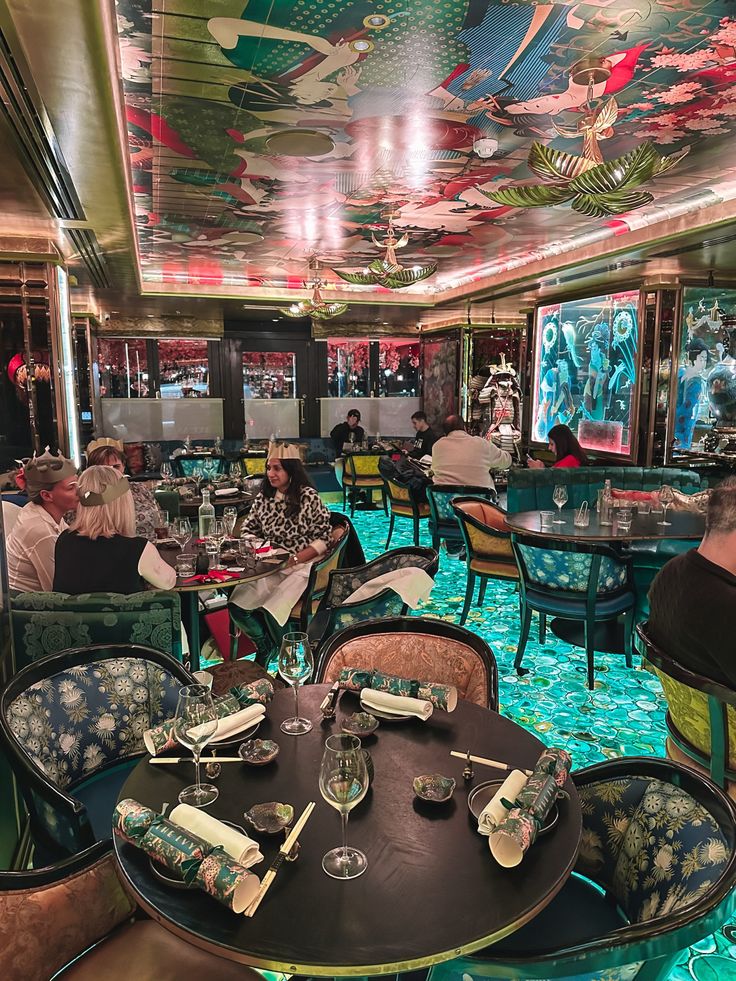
[229,456,332,664]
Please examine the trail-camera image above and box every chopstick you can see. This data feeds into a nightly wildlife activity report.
[148,756,242,764]
[244,801,316,917]
[450,751,532,776]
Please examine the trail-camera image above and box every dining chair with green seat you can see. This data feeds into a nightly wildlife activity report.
[0,839,262,981]
[452,497,519,625]
[315,615,498,710]
[342,453,388,516]
[426,484,495,554]
[385,475,430,548]
[9,590,183,670]
[0,644,192,861]
[512,535,636,690]
[307,546,440,649]
[427,756,736,981]
[637,622,736,794]
[238,454,267,476]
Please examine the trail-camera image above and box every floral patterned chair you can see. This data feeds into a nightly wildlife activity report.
[0,839,260,981]
[307,546,440,650]
[342,453,388,516]
[426,484,495,554]
[0,644,192,860]
[172,453,227,479]
[638,622,736,793]
[9,590,183,671]
[512,534,636,690]
[315,615,498,710]
[452,497,520,626]
[385,475,430,548]
[427,758,736,981]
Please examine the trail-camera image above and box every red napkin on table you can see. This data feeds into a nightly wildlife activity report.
[181,570,242,585]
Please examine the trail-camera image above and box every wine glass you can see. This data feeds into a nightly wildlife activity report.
[160,462,173,483]
[229,462,241,481]
[172,517,192,550]
[552,485,568,523]
[173,685,219,807]
[319,733,369,879]
[278,632,313,735]
[658,485,675,526]
[223,506,238,539]
[207,518,226,568]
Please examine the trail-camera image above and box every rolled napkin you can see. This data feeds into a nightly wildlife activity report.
[192,703,265,743]
[144,678,273,756]
[339,667,457,712]
[360,687,433,721]
[113,799,260,914]
[169,803,263,868]
[477,770,529,836]
[489,747,572,869]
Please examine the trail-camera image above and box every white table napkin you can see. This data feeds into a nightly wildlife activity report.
[360,688,433,721]
[169,803,264,868]
[190,703,265,743]
[477,770,528,836]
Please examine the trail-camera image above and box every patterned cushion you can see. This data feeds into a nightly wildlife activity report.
[651,666,736,770]
[175,457,226,478]
[576,776,730,923]
[388,481,412,502]
[467,524,514,559]
[321,632,490,707]
[348,455,383,477]
[7,658,182,790]
[326,591,407,636]
[326,551,436,606]
[517,545,627,594]
[0,851,135,981]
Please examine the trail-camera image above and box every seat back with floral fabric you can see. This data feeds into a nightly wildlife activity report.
[172,454,226,479]
[385,476,430,548]
[9,590,183,670]
[514,539,629,594]
[286,518,351,633]
[307,547,439,649]
[427,485,494,552]
[637,622,736,788]
[0,644,192,858]
[315,615,497,710]
[428,758,736,981]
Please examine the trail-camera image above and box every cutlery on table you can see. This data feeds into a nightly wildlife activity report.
[244,801,316,917]
[450,751,532,777]
[148,756,242,764]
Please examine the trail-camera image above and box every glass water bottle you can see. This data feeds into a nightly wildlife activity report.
[198,489,215,538]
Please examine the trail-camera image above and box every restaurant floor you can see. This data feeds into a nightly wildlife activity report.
[323,504,736,981]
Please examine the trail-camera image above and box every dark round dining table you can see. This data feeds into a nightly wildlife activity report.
[505,507,705,541]
[114,685,582,975]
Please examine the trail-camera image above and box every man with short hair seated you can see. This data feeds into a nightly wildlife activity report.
[648,478,736,686]
[7,449,79,592]
[431,414,512,493]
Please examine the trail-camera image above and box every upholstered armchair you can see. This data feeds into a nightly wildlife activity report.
[385,475,430,548]
[426,484,494,554]
[452,497,519,625]
[512,535,636,690]
[0,644,192,859]
[308,546,440,649]
[315,615,498,711]
[172,453,227,479]
[428,757,736,981]
[342,453,388,516]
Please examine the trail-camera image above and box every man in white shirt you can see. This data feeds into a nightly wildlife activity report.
[431,414,512,493]
[7,449,79,592]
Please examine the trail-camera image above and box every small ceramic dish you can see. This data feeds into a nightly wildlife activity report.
[244,802,294,834]
[341,712,379,736]
[413,773,456,803]
[238,738,280,765]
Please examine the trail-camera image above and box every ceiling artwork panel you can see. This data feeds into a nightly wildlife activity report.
[116,0,736,299]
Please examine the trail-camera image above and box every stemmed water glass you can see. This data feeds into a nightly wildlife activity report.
[160,462,173,483]
[173,685,219,807]
[319,733,369,880]
[552,485,568,523]
[207,518,226,569]
[658,485,675,526]
[278,632,313,735]
[223,506,238,540]
[172,517,192,550]
[229,462,241,481]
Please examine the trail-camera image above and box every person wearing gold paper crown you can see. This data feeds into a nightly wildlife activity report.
[53,466,176,594]
[229,442,332,665]
[6,448,80,592]
[86,437,162,540]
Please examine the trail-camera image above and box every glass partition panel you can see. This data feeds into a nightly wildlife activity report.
[378,340,420,397]
[97,338,149,398]
[327,340,369,397]
[158,339,209,398]
[242,351,296,399]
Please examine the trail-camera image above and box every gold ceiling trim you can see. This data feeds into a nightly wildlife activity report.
[95,315,223,338]
[311,320,418,340]
[0,237,62,263]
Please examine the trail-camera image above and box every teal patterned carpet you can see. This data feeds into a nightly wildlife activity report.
[329,503,736,981]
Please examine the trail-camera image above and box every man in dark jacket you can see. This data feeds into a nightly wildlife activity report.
[330,409,364,455]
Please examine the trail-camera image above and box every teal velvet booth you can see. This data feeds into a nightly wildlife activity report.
[508,467,703,620]
[9,591,183,671]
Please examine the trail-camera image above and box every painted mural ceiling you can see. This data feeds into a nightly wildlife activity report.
[116,0,736,300]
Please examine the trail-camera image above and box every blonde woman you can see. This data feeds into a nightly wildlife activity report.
[86,437,161,540]
[53,466,176,594]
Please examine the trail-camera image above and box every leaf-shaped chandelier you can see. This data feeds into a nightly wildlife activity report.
[332,212,437,289]
[279,258,348,320]
[484,58,689,218]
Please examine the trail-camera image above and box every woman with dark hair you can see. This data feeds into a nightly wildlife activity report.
[528,424,589,469]
[229,451,332,664]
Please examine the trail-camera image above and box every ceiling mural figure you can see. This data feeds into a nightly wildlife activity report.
[114,0,736,295]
